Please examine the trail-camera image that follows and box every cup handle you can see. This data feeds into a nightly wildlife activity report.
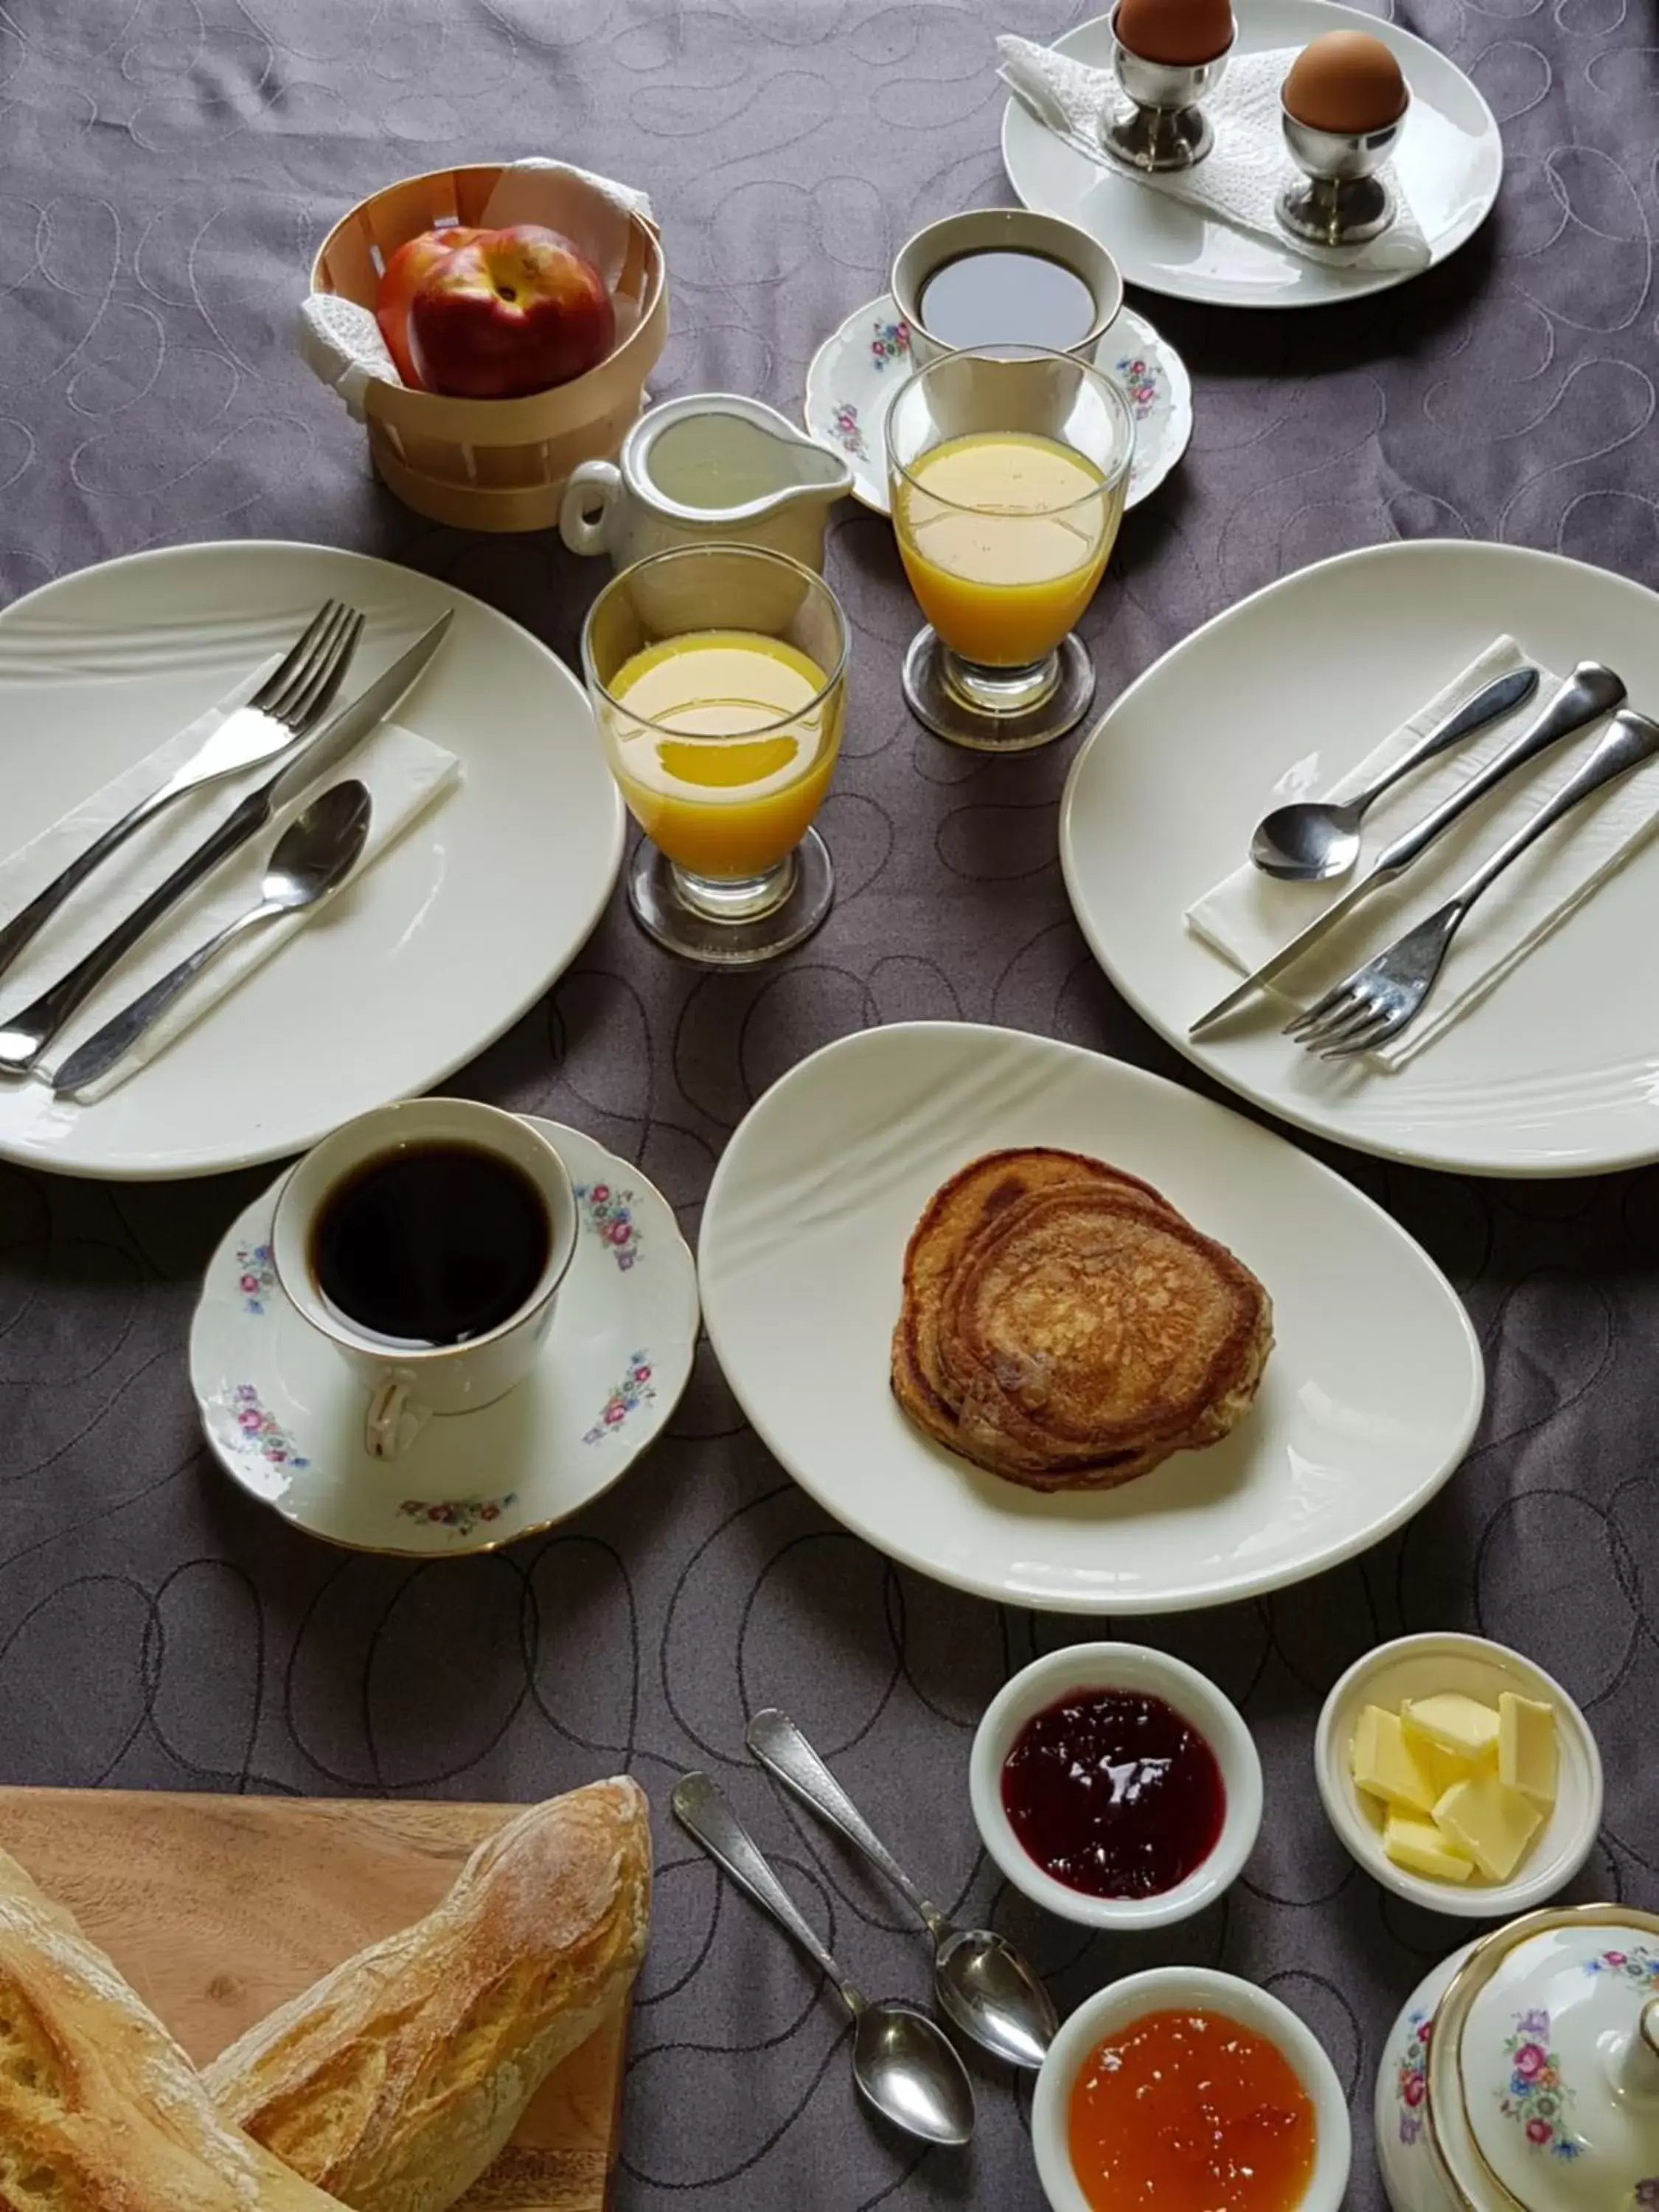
[365,1377,429,1461]
[559,461,622,555]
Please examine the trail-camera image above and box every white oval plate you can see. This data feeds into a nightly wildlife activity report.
[0,542,622,1179]
[190,1119,698,1556]
[803,294,1192,515]
[698,1021,1483,1613]
[1061,540,1659,1177]
[1001,0,1502,310]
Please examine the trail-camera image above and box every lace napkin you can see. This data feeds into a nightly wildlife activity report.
[1183,639,1659,1068]
[998,35,1430,274]
[0,657,459,1101]
[299,158,655,420]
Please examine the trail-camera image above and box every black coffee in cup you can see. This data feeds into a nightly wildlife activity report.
[310,1142,550,1351]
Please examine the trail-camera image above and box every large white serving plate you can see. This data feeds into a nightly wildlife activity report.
[698,1021,1483,1613]
[1061,540,1659,1178]
[0,542,622,1178]
[1001,0,1502,310]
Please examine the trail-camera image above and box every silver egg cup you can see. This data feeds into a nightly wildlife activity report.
[1276,94,1410,248]
[1104,10,1235,173]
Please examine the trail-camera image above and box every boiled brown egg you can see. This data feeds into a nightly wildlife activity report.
[1283,32,1407,133]
[1114,0,1234,67]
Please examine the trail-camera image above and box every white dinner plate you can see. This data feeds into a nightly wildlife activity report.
[1001,0,1502,310]
[0,542,622,1178]
[698,1021,1483,1614]
[1061,540,1659,1178]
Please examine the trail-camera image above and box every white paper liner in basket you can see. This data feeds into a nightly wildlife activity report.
[299,159,655,420]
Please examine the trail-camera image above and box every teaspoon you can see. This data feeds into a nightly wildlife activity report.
[52,780,373,1096]
[672,1771,975,2146]
[1249,664,1540,882]
[747,1708,1057,2070]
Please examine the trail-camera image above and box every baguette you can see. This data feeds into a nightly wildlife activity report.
[206,1778,652,2212]
[0,1843,345,2212]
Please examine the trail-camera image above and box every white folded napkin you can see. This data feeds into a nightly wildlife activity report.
[998,35,1430,274]
[0,658,458,1101]
[1183,638,1659,1068]
[299,159,655,420]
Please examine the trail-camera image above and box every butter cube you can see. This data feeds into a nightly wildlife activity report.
[1433,1775,1543,1882]
[1352,1705,1437,1815]
[1383,1810,1475,1884]
[1499,1693,1558,1809]
[1402,1693,1500,1775]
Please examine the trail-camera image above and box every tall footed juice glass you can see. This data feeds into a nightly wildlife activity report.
[886,344,1134,751]
[582,545,849,964]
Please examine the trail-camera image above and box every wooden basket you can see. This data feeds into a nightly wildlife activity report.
[311,163,668,533]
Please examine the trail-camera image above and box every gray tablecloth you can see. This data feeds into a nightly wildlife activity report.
[2,1,1655,2204]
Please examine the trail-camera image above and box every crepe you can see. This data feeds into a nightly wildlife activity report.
[891,1147,1271,1492]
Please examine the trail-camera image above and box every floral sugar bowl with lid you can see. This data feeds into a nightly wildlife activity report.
[1377,1903,1659,2211]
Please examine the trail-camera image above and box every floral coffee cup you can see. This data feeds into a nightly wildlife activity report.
[271,1097,577,1461]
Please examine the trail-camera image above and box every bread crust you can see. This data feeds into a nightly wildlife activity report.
[205,1778,652,2212]
[0,1843,348,2212]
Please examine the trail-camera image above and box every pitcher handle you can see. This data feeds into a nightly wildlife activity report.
[559,460,622,556]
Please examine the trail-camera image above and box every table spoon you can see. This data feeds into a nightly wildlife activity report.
[672,1770,974,2146]
[748,1707,1056,2069]
[1249,664,1540,881]
[51,780,372,1096]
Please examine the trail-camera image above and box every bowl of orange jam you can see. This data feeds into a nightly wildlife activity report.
[1032,1966,1351,2212]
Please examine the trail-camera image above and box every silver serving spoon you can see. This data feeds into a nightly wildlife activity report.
[672,1771,974,2147]
[1249,664,1540,882]
[748,1708,1056,2070]
[52,780,373,1096]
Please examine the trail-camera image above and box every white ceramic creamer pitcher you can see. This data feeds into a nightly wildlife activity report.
[557,393,852,574]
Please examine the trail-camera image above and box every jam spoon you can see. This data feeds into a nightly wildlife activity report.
[672,1771,975,2146]
[747,1707,1057,2069]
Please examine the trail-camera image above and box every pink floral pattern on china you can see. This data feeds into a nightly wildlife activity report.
[397,1493,518,1540]
[869,316,910,369]
[576,1180,642,1270]
[1114,353,1161,418]
[584,1352,655,1445]
[1395,2009,1431,2146]
[1499,2008,1578,2158]
[1585,1946,1659,1988]
[234,1242,277,1315]
[828,401,867,460]
[230,1383,307,1469]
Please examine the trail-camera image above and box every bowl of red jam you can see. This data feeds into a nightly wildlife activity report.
[969,1643,1263,1927]
[1031,1966,1352,2212]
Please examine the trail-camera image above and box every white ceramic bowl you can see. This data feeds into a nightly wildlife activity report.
[1032,1966,1353,2212]
[968,1643,1263,1929]
[1315,1630,1602,1919]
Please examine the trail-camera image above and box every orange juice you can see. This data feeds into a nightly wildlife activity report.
[893,431,1121,666]
[605,630,842,878]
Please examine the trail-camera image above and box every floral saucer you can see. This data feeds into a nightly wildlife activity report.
[188,1119,698,1557]
[803,291,1192,518]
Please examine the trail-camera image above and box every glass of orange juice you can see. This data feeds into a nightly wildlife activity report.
[886,344,1134,751]
[581,544,849,964]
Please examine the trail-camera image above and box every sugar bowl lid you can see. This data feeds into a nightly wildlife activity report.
[1428,1904,1659,2211]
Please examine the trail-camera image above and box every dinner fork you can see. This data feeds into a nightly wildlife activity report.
[1289,706,1659,1060]
[0,599,364,987]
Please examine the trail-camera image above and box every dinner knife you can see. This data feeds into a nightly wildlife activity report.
[0,611,453,1077]
[1186,659,1627,1041]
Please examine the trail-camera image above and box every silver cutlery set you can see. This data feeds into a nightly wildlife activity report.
[0,600,453,1093]
[1192,658,1655,1054]
[673,1707,1060,2148]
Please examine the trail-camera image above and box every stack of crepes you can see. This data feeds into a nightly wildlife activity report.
[891,1149,1273,1492]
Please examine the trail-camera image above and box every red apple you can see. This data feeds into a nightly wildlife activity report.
[407,225,616,400]
[375,226,482,389]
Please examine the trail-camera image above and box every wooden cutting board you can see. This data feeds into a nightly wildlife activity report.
[0,1787,631,2212]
